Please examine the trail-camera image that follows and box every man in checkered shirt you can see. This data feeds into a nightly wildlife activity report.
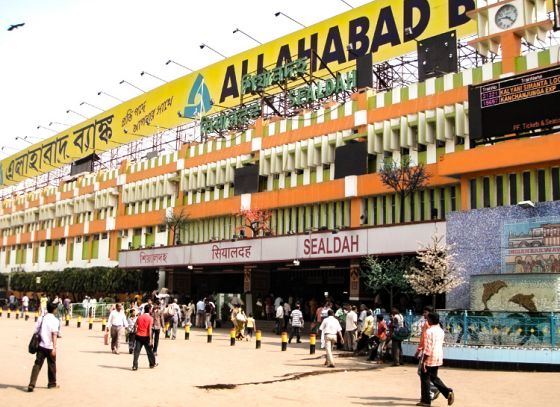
[416,312,455,406]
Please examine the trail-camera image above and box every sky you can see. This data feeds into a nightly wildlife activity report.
[0,0,370,157]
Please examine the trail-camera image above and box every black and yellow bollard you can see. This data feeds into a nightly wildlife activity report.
[255,330,262,349]
[25,311,29,321]
[0,308,2,317]
[7,310,10,319]
[34,311,39,322]
[101,318,107,332]
[207,327,213,343]
[281,331,288,351]
[15,311,19,320]
[77,315,82,328]
[309,334,316,354]
[184,324,190,340]
[230,329,236,346]
[165,322,170,338]
[88,317,93,330]
[65,313,70,326]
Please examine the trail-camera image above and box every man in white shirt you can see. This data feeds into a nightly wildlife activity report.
[22,294,30,314]
[196,298,205,328]
[344,305,358,351]
[275,302,285,334]
[167,299,181,339]
[107,303,128,354]
[319,309,344,368]
[28,302,60,392]
[288,303,304,343]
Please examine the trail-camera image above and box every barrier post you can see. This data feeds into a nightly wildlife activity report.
[309,334,316,354]
[165,323,170,338]
[0,308,2,317]
[207,327,213,343]
[255,330,262,349]
[230,329,236,346]
[101,318,107,332]
[25,311,29,321]
[184,324,190,340]
[15,311,19,320]
[7,310,10,319]
[77,315,82,328]
[34,311,39,322]
[65,313,70,326]
[88,317,93,330]
[281,331,288,351]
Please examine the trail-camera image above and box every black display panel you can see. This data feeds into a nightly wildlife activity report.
[233,165,260,195]
[70,153,99,176]
[334,142,368,179]
[356,52,373,89]
[469,65,560,142]
[418,31,457,82]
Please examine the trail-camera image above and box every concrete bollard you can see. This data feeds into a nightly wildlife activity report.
[255,330,262,349]
[207,327,213,343]
[281,331,288,351]
[230,329,236,346]
[77,315,82,328]
[309,334,316,354]
[88,317,93,330]
[184,325,190,340]
[65,313,70,326]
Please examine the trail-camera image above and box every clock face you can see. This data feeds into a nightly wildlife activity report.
[495,4,518,30]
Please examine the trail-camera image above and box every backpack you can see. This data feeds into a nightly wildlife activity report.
[393,315,410,340]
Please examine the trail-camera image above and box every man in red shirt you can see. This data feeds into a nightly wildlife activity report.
[132,304,157,371]
[417,312,454,406]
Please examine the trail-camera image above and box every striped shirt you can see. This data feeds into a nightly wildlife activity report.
[290,309,304,327]
[423,324,445,366]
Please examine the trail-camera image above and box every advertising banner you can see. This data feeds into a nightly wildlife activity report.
[0,0,476,188]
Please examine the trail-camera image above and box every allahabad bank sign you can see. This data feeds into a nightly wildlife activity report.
[0,0,476,188]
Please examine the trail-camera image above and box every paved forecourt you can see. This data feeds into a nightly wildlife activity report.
[0,315,559,406]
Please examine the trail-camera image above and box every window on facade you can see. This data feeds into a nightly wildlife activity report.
[469,179,477,209]
[509,174,517,205]
[522,171,531,201]
[553,168,560,201]
[450,187,456,211]
[483,177,490,208]
[496,176,504,206]
[420,192,426,221]
[537,169,546,202]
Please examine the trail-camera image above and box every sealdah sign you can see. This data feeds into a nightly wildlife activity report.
[303,235,360,256]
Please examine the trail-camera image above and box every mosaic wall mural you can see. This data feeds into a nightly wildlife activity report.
[446,201,560,310]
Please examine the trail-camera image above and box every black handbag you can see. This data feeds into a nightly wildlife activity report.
[28,317,43,354]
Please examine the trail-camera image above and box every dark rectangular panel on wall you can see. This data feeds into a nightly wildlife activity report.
[523,172,531,201]
[509,174,517,205]
[233,165,260,195]
[483,177,490,208]
[538,169,546,202]
[553,168,560,200]
[496,176,504,206]
[470,179,477,209]
[334,142,368,179]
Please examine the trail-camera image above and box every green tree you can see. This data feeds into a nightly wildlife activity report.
[379,156,430,223]
[361,256,412,309]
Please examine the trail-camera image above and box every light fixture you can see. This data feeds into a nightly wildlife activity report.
[199,43,227,59]
[187,265,193,270]
[165,59,193,71]
[36,125,57,133]
[140,71,167,83]
[79,101,103,111]
[119,80,145,93]
[517,200,535,209]
[274,11,306,28]
[49,121,69,128]
[97,91,123,102]
[15,136,33,145]
[293,259,300,266]
[66,109,88,119]
[232,28,262,45]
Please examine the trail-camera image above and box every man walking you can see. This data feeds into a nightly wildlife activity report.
[319,309,344,368]
[132,304,157,371]
[275,301,284,334]
[288,303,304,343]
[167,299,181,339]
[416,306,440,401]
[28,302,60,392]
[417,312,455,406]
[344,305,358,351]
[196,298,205,328]
[107,303,128,354]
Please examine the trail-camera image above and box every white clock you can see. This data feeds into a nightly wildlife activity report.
[495,3,518,30]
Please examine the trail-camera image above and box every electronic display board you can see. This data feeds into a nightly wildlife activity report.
[469,65,560,142]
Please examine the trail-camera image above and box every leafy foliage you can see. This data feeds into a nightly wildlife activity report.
[361,256,413,308]
[406,233,464,307]
[379,156,430,222]
[239,209,272,237]
[8,267,158,299]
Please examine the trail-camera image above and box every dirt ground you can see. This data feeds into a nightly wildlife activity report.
[1,315,558,407]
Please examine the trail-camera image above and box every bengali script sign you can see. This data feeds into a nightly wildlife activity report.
[139,251,169,265]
